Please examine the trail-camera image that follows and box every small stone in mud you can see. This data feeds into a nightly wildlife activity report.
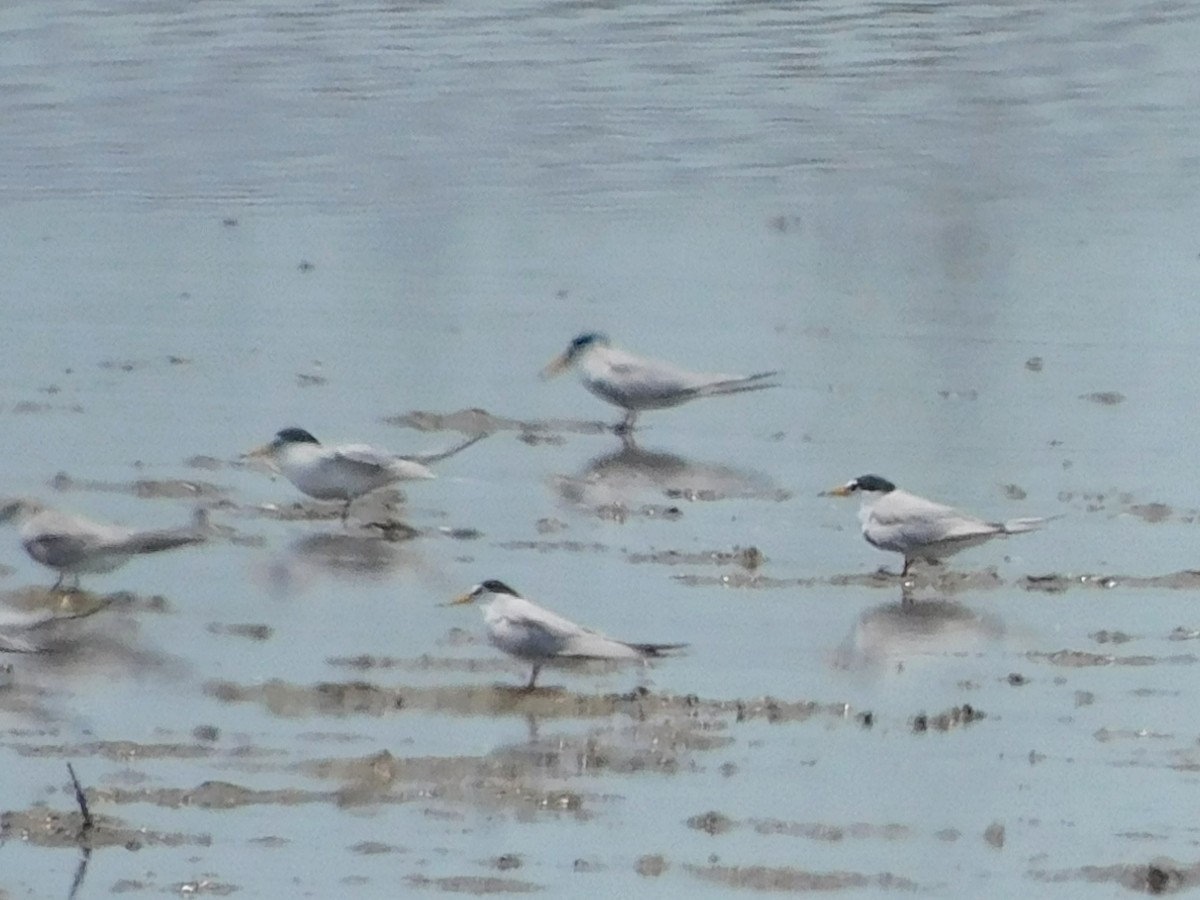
[1007,673,1029,686]
[1080,390,1125,405]
[1091,629,1133,644]
[984,822,1005,849]
[688,810,735,836]
[296,372,326,387]
[536,518,568,535]
[1025,356,1044,372]
[1002,483,1027,500]
[1074,691,1095,707]
[435,526,480,541]
[493,854,522,870]
[1128,502,1172,523]
[297,259,315,272]
[207,623,273,641]
[186,455,225,471]
[737,546,764,570]
[192,725,220,742]
[857,711,874,728]
[635,855,668,877]
[913,705,985,732]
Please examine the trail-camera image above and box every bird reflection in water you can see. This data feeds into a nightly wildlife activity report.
[262,531,420,598]
[832,587,1006,674]
[553,435,780,510]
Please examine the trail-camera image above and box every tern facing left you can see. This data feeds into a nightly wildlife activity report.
[541,332,779,433]
[245,428,486,523]
[449,579,687,690]
[0,499,206,591]
[825,475,1054,576]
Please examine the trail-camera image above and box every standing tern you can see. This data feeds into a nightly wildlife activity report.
[541,332,779,433]
[244,428,487,523]
[0,500,206,591]
[449,579,687,690]
[825,475,1054,576]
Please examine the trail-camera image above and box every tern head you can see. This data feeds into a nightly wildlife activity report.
[0,498,44,524]
[245,427,320,460]
[448,579,520,606]
[825,474,897,498]
[541,332,611,378]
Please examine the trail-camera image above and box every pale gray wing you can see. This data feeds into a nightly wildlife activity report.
[872,493,1000,544]
[334,444,435,481]
[600,349,773,405]
[500,599,640,660]
[114,527,206,555]
[331,444,396,472]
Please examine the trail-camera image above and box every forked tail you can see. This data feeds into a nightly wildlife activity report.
[700,371,780,398]
[629,641,690,657]
[1001,515,1061,535]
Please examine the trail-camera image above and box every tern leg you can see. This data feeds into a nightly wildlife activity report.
[524,663,542,691]
[901,557,911,577]
[614,410,638,436]
[341,500,353,527]
[52,572,65,591]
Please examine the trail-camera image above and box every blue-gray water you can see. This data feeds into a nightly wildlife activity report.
[3,0,1200,896]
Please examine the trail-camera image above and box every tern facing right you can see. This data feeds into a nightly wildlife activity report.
[0,499,206,590]
[541,332,779,433]
[449,579,687,690]
[825,475,1054,576]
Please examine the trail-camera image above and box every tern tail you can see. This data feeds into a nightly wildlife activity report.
[1000,515,1059,535]
[408,432,489,466]
[628,641,689,657]
[698,371,780,398]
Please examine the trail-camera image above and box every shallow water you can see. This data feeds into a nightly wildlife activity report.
[3,0,1200,896]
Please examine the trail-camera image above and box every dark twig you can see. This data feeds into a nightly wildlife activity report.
[67,848,92,900]
[66,763,93,833]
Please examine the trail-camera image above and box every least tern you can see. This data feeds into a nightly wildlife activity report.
[245,428,486,523]
[0,499,206,590]
[449,579,687,690]
[541,332,779,433]
[825,475,1054,576]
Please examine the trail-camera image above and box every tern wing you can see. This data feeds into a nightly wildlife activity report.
[599,348,776,405]
[871,492,1001,545]
[334,445,436,481]
[494,597,641,660]
[114,527,206,555]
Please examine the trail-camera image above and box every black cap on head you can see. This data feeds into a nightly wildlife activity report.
[566,332,609,359]
[852,474,896,493]
[274,428,320,445]
[478,579,520,596]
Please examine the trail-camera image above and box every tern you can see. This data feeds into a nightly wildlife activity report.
[244,428,487,523]
[825,475,1054,576]
[0,500,206,591]
[449,579,687,690]
[541,332,778,433]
